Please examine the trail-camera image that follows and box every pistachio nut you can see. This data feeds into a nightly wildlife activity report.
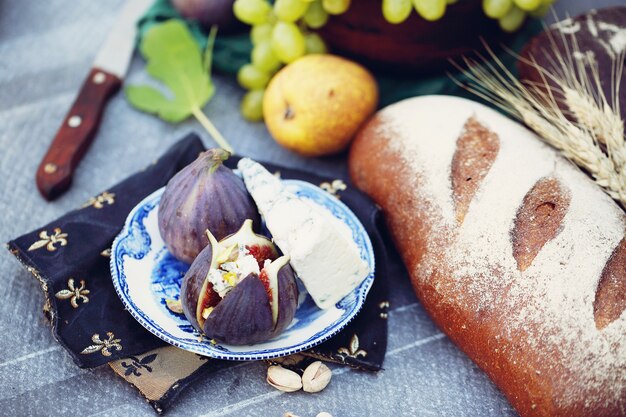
[316,413,333,417]
[302,361,332,393]
[165,299,183,314]
[267,365,302,392]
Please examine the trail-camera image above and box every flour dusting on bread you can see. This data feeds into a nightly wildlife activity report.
[353,95,626,415]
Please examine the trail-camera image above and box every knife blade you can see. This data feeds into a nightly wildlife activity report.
[36,0,152,201]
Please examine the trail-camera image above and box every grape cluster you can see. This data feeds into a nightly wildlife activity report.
[383,0,451,23]
[483,0,554,32]
[233,0,553,121]
[381,0,552,29]
[233,0,348,121]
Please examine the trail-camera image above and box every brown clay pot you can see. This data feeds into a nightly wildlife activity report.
[319,0,510,74]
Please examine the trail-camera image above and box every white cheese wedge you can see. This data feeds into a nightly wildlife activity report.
[238,158,370,309]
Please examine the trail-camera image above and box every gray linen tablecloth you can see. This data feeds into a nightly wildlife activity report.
[0,0,618,415]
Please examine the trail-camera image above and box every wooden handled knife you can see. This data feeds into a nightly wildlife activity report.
[36,0,152,201]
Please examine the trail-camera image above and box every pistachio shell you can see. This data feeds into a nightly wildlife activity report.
[302,361,332,393]
[267,365,302,392]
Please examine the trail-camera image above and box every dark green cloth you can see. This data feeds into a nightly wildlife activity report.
[137,0,541,108]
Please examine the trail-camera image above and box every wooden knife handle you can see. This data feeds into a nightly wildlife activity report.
[36,68,122,201]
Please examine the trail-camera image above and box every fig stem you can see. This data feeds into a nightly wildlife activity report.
[191,106,234,154]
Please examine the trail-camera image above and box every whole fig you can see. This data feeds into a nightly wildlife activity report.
[180,220,299,345]
[171,0,243,34]
[158,148,261,264]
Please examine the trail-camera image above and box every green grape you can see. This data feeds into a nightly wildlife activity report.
[251,23,274,45]
[322,0,351,15]
[382,0,412,24]
[512,0,540,12]
[274,0,310,22]
[305,32,327,54]
[271,21,306,63]
[499,5,526,32]
[241,89,265,122]
[233,0,271,25]
[529,0,552,17]
[237,64,271,89]
[528,4,549,17]
[412,0,446,21]
[252,41,282,72]
[482,0,512,19]
[304,0,329,29]
[446,0,458,3]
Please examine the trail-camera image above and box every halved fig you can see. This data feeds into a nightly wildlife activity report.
[219,219,279,268]
[203,256,298,344]
[180,231,220,332]
[179,220,298,344]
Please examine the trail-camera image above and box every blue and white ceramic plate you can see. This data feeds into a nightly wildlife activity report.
[110,180,375,361]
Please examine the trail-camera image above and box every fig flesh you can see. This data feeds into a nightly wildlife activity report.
[158,148,261,264]
[180,231,220,332]
[180,220,298,345]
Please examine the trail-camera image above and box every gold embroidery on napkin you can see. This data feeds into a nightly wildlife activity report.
[28,228,68,252]
[55,278,90,308]
[379,301,390,319]
[80,332,122,357]
[320,179,347,198]
[338,334,367,358]
[82,191,116,209]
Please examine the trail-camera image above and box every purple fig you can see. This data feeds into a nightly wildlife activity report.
[202,272,274,345]
[179,221,298,345]
[261,256,299,337]
[180,231,220,332]
[171,0,243,33]
[203,256,298,345]
[158,148,261,264]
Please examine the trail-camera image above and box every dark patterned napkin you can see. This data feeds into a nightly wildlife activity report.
[7,134,389,413]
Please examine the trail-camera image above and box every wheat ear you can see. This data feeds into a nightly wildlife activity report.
[451,30,626,208]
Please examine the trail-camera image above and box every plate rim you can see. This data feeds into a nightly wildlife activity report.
[110,180,375,360]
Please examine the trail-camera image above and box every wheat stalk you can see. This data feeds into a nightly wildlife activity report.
[451,24,626,207]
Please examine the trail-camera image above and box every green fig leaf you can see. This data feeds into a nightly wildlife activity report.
[126,20,232,151]
[125,85,191,123]
[126,19,213,119]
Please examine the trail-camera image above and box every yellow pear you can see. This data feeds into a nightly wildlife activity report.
[263,54,378,157]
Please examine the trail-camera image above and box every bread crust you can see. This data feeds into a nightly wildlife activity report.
[348,95,626,417]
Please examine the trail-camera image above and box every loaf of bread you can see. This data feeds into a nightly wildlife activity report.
[348,95,626,417]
